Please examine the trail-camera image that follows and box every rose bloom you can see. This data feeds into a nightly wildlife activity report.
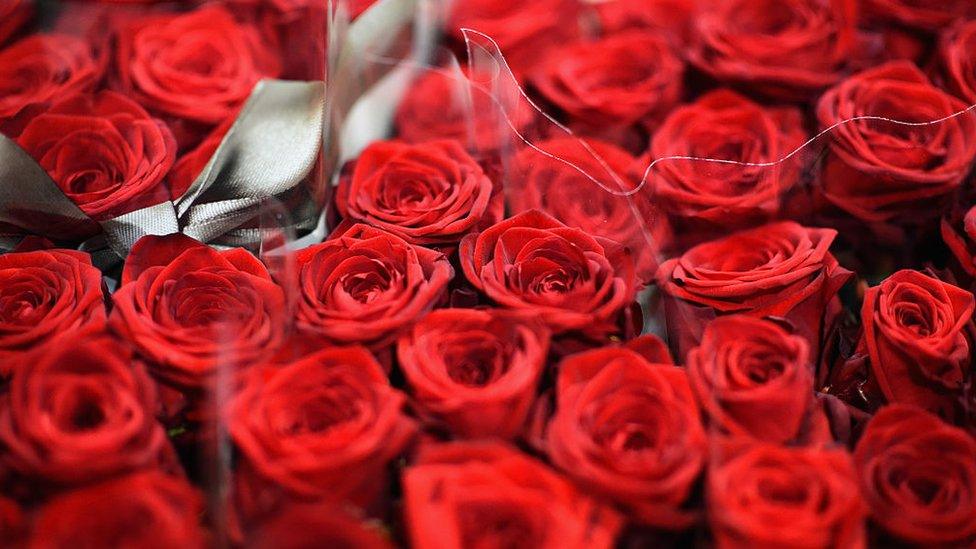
[858,269,974,418]
[687,315,816,444]
[447,0,582,76]
[16,91,176,220]
[110,234,287,391]
[854,405,976,546]
[511,138,667,282]
[0,0,31,45]
[397,308,549,439]
[656,221,851,361]
[394,68,535,151]
[940,19,976,104]
[0,247,105,376]
[688,0,857,100]
[114,6,281,144]
[221,0,328,80]
[403,441,622,549]
[530,31,682,130]
[460,210,637,334]
[29,471,208,549]
[544,347,705,527]
[228,346,416,514]
[942,204,976,278]
[862,0,976,31]
[648,89,806,244]
[335,140,502,246]
[816,61,976,225]
[0,328,173,496]
[708,441,866,548]
[294,224,452,349]
[0,34,100,137]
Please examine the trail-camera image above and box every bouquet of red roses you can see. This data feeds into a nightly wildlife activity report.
[2,0,976,547]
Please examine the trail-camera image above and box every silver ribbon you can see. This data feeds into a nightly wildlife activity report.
[0,79,325,261]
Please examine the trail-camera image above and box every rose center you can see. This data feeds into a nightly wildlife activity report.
[443,342,507,387]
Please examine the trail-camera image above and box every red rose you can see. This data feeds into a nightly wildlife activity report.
[294,224,453,349]
[0,248,105,376]
[447,0,582,77]
[0,34,100,137]
[110,234,287,391]
[594,0,694,47]
[543,347,705,527]
[510,138,666,281]
[656,221,851,361]
[688,0,857,100]
[220,0,327,80]
[336,140,502,246]
[395,68,534,151]
[687,315,818,444]
[460,210,637,334]
[529,32,682,130]
[396,308,549,439]
[29,471,208,549]
[942,204,976,278]
[863,0,976,31]
[859,270,973,418]
[0,328,173,496]
[245,501,393,549]
[16,91,176,220]
[647,89,806,246]
[403,441,623,549]
[0,0,31,45]
[854,405,976,545]
[816,62,976,225]
[113,6,280,142]
[940,19,976,104]
[708,441,866,548]
[228,346,415,514]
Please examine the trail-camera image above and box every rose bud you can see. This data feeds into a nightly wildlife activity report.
[854,405,976,546]
[245,501,393,549]
[862,0,976,32]
[511,138,669,282]
[543,347,705,528]
[816,61,976,226]
[647,89,806,248]
[447,0,582,77]
[397,308,549,440]
[460,209,637,335]
[394,68,534,152]
[0,34,100,137]
[529,31,683,133]
[0,328,175,498]
[687,0,857,101]
[0,0,31,46]
[110,234,287,392]
[227,346,416,515]
[941,204,976,278]
[29,471,208,549]
[0,247,106,377]
[17,91,177,220]
[403,441,622,549]
[687,316,820,444]
[113,5,281,147]
[656,221,851,362]
[294,224,453,349]
[335,140,502,246]
[708,441,866,548]
[939,19,976,104]
[857,270,972,418]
